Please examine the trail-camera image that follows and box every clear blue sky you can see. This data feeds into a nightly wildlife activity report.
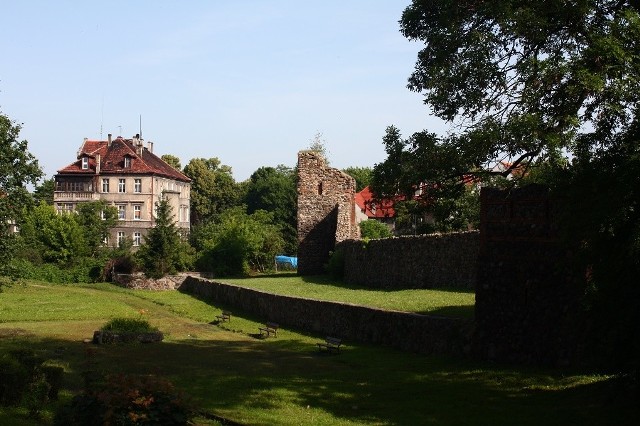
[1,1,445,182]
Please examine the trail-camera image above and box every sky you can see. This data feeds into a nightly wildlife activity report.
[1,1,446,182]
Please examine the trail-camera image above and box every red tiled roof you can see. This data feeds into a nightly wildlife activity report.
[355,186,397,219]
[56,137,190,182]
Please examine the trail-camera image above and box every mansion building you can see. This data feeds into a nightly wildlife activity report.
[54,134,191,247]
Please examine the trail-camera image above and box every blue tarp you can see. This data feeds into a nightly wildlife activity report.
[275,255,298,269]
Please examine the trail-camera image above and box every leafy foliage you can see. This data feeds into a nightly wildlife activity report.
[160,154,182,171]
[343,166,373,192]
[55,374,193,426]
[0,113,42,273]
[244,165,298,254]
[101,318,159,333]
[32,178,55,205]
[75,201,118,257]
[183,157,240,225]
[386,0,640,371]
[17,202,87,263]
[137,197,193,278]
[359,220,392,240]
[193,207,284,275]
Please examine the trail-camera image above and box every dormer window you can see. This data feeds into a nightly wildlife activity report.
[124,157,131,168]
[82,157,89,170]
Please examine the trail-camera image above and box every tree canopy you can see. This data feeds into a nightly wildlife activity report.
[377,0,640,371]
[183,157,240,225]
[244,165,297,254]
[0,113,42,271]
[343,166,372,192]
[374,0,640,192]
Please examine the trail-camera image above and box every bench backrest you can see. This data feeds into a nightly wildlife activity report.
[266,322,279,329]
[326,337,342,346]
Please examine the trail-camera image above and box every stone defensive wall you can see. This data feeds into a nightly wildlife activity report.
[179,276,473,357]
[340,231,480,290]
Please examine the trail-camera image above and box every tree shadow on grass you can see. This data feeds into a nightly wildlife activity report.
[1,330,638,426]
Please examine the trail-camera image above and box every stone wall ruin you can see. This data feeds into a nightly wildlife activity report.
[297,151,359,275]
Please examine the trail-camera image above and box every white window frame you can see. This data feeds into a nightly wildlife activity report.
[82,157,89,170]
[133,204,142,220]
[118,204,126,220]
[102,178,109,193]
[118,178,126,193]
[117,231,125,246]
[124,157,131,168]
[133,232,141,247]
[134,178,142,193]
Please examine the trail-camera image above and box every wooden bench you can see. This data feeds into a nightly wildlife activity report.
[258,322,279,338]
[216,311,231,322]
[317,336,342,354]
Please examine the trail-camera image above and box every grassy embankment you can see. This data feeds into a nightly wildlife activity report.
[0,277,636,425]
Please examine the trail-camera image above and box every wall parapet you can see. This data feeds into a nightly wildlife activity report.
[340,231,480,290]
[179,276,473,357]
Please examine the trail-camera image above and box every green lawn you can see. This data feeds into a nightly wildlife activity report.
[0,279,636,425]
[219,273,476,318]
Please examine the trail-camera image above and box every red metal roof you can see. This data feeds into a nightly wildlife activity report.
[56,137,190,182]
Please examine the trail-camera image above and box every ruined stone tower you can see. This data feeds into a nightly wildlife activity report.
[297,151,359,275]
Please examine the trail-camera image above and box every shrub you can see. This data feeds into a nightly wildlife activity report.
[24,373,51,419]
[101,318,158,333]
[325,249,345,280]
[359,219,393,239]
[0,356,29,406]
[54,374,194,425]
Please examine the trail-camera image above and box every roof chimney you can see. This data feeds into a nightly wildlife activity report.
[147,141,153,153]
[96,154,101,174]
[108,133,112,147]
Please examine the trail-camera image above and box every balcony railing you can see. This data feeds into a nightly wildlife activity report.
[54,191,99,201]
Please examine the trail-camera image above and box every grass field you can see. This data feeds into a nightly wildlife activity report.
[219,273,476,318]
[0,278,637,425]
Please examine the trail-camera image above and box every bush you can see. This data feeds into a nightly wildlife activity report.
[5,258,105,284]
[54,374,194,425]
[0,356,29,406]
[359,220,393,239]
[101,318,158,333]
[325,249,345,280]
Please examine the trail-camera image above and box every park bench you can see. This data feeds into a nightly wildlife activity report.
[258,322,279,338]
[317,336,342,354]
[216,311,231,322]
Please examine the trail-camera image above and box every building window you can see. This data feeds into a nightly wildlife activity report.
[134,178,142,193]
[134,205,141,220]
[124,157,131,168]
[118,179,126,193]
[133,232,141,247]
[118,205,126,220]
[102,178,109,193]
[117,231,125,247]
[56,203,74,214]
[82,157,89,170]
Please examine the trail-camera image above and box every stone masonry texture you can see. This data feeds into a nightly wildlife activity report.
[297,151,359,275]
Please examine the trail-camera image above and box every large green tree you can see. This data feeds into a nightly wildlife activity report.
[378,0,640,371]
[342,166,372,192]
[18,202,87,264]
[0,113,42,272]
[137,197,191,278]
[183,157,240,225]
[244,165,297,254]
[193,207,284,276]
[75,201,118,257]
[380,0,640,184]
